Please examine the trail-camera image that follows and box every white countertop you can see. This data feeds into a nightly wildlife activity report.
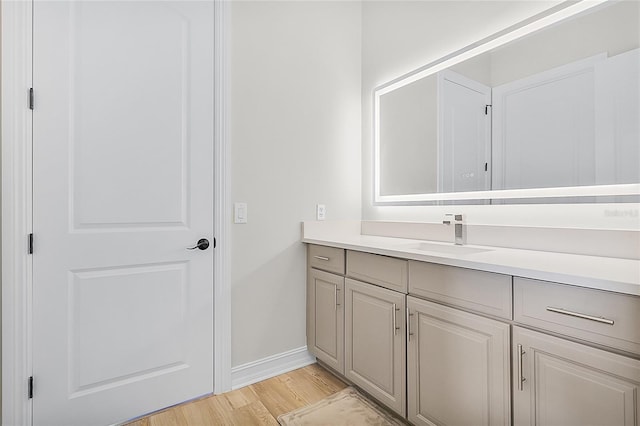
[302,231,640,296]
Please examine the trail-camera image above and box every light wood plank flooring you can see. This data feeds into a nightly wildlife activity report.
[125,363,348,426]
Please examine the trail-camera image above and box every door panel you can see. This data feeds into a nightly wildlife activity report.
[33,2,215,425]
[307,269,344,374]
[70,263,187,394]
[437,69,491,194]
[69,2,189,228]
[492,55,604,191]
[345,279,406,416]
[513,326,640,426]
[408,296,510,426]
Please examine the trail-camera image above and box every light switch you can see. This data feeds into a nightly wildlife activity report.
[316,204,326,221]
[234,202,247,224]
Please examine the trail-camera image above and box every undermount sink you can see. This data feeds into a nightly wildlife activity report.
[400,241,493,255]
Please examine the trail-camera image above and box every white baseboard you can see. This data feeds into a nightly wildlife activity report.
[230,346,316,390]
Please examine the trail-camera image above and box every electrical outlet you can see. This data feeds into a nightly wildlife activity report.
[316,204,326,221]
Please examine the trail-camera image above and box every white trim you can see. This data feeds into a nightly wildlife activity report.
[213,0,232,394]
[2,1,34,425]
[230,347,316,390]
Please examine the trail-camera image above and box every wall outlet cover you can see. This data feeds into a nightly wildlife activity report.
[316,204,326,221]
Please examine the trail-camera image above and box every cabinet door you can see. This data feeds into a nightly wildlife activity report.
[513,326,640,426]
[307,268,344,374]
[407,296,511,426]
[344,278,406,417]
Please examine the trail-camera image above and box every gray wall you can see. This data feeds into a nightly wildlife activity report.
[229,1,362,367]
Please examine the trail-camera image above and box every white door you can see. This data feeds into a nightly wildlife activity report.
[437,69,491,194]
[32,2,215,425]
[594,48,640,187]
[492,54,605,191]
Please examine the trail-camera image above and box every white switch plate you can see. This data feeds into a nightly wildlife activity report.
[316,204,326,221]
[234,202,247,224]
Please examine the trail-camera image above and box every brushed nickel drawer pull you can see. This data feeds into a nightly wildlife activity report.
[313,255,330,261]
[407,308,414,341]
[546,306,614,325]
[392,303,398,335]
[517,344,526,391]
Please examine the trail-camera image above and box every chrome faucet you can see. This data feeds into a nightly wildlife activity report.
[443,214,465,245]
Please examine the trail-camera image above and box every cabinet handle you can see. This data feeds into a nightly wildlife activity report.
[517,344,526,391]
[546,306,614,325]
[313,255,330,261]
[334,285,340,310]
[392,304,399,335]
[406,308,414,341]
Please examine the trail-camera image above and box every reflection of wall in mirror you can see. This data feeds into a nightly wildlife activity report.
[379,76,438,196]
[489,1,639,87]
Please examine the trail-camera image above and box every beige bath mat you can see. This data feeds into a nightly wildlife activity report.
[277,387,406,425]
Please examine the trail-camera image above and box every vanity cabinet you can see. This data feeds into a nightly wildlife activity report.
[408,260,512,320]
[512,277,640,426]
[344,278,406,417]
[514,277,640,355]
[306,242,640,426]
[512,326,640,426]
[307,248,345,374]
[307,246,408,416]
[407,296,511,426]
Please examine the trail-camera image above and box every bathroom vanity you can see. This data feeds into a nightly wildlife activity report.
[303,0,640,423]
[303,223,640,425]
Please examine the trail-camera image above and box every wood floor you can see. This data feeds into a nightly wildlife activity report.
[124,363,348,426]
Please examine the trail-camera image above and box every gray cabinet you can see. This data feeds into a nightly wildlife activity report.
[307,268,344,374]
[409,260,512,320]
[407,296,511,426]
[306,243,640,426]
[512,326,640,426]
[344,278,406,417]
[347,250,408,293]
[514,277,640,355]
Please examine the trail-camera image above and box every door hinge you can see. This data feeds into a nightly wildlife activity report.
[28,233,34,254]
[28,376,34,399]
[29,88,34,110]
[485,104,492,115]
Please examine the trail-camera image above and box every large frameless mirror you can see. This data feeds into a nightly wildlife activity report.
[374,0,640,204]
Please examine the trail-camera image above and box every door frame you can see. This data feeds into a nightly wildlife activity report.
[436,69,491,194]
[1,2,232,424]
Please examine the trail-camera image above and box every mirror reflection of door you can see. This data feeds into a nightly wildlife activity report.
[492,55,602,192]
[437,70,491,195]
[492,48,640,203]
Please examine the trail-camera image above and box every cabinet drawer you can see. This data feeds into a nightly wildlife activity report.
[308,244,345,275]
[514,278,640,356]
[347,251,407,293]
[409,261,512,320]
